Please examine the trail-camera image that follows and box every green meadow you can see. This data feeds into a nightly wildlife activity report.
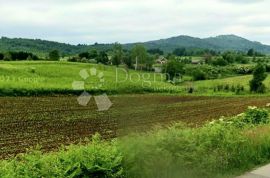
[0,61,270,96]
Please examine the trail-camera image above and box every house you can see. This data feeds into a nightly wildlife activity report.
[191,59,203,65]
[154,56,167,73]
[156,56,167,64]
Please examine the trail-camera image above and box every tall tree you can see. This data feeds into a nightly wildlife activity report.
[89,49,98,59]
[247,49,254,57]
[173,48,186,56]
[250,63,267,93]
[145,55,154,71]
[112,43,123,67]
[49,50,60,61]
[0,53,4,60]
[131,44,148,70]
[147,48,164,55]
[96,51,109,64]
[164,58,185,81]
[123,52,133,68]
[79,52,90,59]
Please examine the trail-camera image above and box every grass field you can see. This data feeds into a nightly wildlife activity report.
[1,94,270,158]
[1,61,270,96]
[0,61,179,95]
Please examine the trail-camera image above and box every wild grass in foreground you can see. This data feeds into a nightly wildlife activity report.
[1,107,270,177]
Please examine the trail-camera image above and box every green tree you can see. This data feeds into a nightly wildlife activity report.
[131,44,148,70]
[123,52,133,68]
[192,70,207,81]
[203,53,212,64]
[147,48,164,55]
[164,58,184,81]
[96,51,109,64]
[145,55,154,71]
[250,63,267,93]
[79,52,90,59]
[247,49,254,57]
[212,57,228,66]
[89,49,98,59]
[0,53,3,60]
[173,48,187,56]
[49,50,60,61]
[112,43,123,66]
[222,51,235,63]
[3,52,12,61]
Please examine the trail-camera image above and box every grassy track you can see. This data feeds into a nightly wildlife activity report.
[1,94,270,158]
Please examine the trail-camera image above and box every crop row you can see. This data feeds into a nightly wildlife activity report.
[0,95,269,158]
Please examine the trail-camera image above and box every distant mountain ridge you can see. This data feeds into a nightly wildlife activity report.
[135,34,270,54]
[1,34,270,55]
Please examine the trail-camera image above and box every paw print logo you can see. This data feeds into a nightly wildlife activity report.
[72,68,112,111]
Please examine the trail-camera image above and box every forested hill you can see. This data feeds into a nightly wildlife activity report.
[133,35,270,54]
[0,37,85,56]
[1,34,270,56]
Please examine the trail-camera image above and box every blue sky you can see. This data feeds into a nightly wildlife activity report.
[0,0,269,45]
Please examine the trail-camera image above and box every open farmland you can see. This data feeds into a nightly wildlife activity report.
[0,94,270,159]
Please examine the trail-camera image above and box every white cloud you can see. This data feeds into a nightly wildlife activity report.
[0,0,269,44]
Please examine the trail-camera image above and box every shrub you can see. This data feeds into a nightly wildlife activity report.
[242,106,269,125]
[96,51,109,65]
[164,59,184,81]
[235,84,244,94]
[192,70,207,81]
[233,65,253,75]
[213,84,245,94]
[212,57,228,66]
[49,50,60,61]
[0,134,123,178]
[224,107,269,128]
[185,65,220,80]
[67,56,78,62]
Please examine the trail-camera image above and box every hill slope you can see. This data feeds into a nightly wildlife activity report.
[204,35,270,53]
[136,34,270,54]
[1,34,270,55]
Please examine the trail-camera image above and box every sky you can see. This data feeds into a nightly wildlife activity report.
[0,0,269,45]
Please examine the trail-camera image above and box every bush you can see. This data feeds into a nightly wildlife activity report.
[185,65,220,80]
[49,50,60,61]
[224,107,269,128]
[1,51,39,61]
[233,65,253,75]
[192,70,207,81]
[67,56,78,62]
[213,84,245,94]
[164,59,184,81]
[212,57,228,66]
[242,106,269,125]
[96,51,109,65]
[0,134,123,178]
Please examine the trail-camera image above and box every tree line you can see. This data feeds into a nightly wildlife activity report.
[0,50,60,61]
[68,43,155,71]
